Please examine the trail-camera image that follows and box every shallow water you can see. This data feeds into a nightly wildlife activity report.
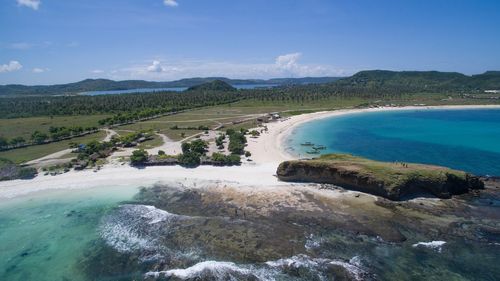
[287,108,500,176]
[0,186,139,281]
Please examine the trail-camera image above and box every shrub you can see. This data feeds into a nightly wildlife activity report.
[211,153,241,166]
[250,130,260,137]
[215,134,225,147]
[245,151,252,157]
[178,151,201,167]
[130,149,148,165]
[182,139,208,155]
[226,130,247,155]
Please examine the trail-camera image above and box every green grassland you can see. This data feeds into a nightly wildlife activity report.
[0,131,106,164]
[135,134,164,149]
[312,153,467,189]
[0,114,111,140]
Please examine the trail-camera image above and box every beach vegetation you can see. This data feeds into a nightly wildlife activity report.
[178,151,201,167]
[226,129,247,155]
[130,149,148,165]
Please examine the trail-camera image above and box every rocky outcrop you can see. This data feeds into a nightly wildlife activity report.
[277,154,484,200]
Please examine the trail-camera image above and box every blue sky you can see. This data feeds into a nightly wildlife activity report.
[1,0,499,85]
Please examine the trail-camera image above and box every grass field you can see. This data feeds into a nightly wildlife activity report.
[0,131,106,164]
[0,115,111,140]
[136,134,164,149]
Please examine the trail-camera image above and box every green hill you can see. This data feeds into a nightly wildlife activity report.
[335,70,500,91]
[186,80,237,92]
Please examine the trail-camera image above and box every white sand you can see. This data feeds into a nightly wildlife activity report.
[1,104,499,199]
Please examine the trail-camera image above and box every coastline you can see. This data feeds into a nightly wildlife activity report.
[248,104,500,162]
[1,104,499,199]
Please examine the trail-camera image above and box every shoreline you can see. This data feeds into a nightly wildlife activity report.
[247,104,500,162]
[1,104,499,199]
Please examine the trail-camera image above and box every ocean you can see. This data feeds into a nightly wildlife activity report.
[286,108,500,176]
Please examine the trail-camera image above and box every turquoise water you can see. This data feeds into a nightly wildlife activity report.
[287,109,500,176]
[0,186,139,281]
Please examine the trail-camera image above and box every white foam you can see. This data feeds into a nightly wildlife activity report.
[145,260,251,279]
[99,204,185,261]
[145,254,369,281]
[329,256,365,281]
[266,254,322,268]
[304,233,324,250]
[266,254,368,281]
[412,241,446,253]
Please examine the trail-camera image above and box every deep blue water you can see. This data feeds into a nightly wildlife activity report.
[80,83,278,96]
[287,109,500,176]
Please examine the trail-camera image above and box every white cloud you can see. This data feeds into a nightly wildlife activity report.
[0,61,23,73]
[163,0,178,7]
[17,0,41,10]
[32,67,49,73]
[91,69,104,74]
[147,60,166,72]
[109,53,344,81]
[275,52,302,71]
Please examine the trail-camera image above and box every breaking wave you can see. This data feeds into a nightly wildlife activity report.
[99,204,199,262]
[146,254,371,281]
[412,241,446,253]
[101,204,373,280]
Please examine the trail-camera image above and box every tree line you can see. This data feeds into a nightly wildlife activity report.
[3,72,495,120]
[0,126,98,151]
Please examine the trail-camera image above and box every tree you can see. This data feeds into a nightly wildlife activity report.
[210,152,241,166]
[178,151,201,167]
[158,150,166,156]
[10,137,26,147]
[31,131,48,144]
[181,142,191,154]
[130,149,148,165]
[0,137,8,149]
[189,139,208,155]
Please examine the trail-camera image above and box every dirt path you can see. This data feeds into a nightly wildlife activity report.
[102,128,119,142]
[146,133,182,155]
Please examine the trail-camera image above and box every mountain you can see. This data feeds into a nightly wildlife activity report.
[186,80,236,92]
[0,77,341,96]
[334,70,500,91]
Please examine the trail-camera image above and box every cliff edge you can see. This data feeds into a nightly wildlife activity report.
[277,154,484,200]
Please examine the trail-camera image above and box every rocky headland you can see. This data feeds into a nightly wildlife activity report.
[277,154,484,200]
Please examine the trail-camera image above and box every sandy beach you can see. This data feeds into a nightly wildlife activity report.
[1,104,499,199]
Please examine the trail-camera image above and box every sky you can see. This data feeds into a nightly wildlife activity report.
[1,0,500,85]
